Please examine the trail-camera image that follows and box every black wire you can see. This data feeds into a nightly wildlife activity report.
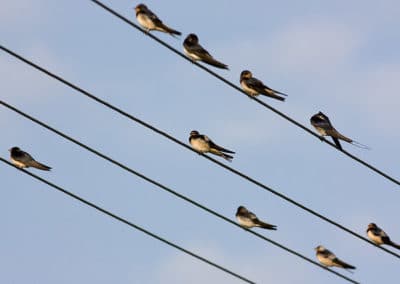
[0,158,256,284]
[89,0,400,187]
[1,46,398,260]
[0,100,362,283]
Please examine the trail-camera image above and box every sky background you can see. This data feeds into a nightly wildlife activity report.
[1,0,399,283]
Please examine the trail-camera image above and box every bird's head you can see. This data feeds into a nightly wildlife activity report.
[190,130,199,137]
[314,245,325,252]
[240,70,252,80]
[184,34,199,45]
[236,206,247,214]
[9,146,20,153]
[135,4,147,12]
[368,223,377,229]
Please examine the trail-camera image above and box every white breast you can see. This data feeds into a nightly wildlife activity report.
[316,254,333,266]
[190,138,210,152]
[236,216,254,228]
[241,81,258,96]
[10,157,27,168]
[367,230,384,245]
[183,47,201,61]
[314,126,328,136]
[137,14,156,30]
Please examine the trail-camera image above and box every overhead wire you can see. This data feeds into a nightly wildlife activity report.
[89,0,399,187]
[1,46,399,260]
[0,46,400,259]
[0,158,256,284]
[0,100,361,283]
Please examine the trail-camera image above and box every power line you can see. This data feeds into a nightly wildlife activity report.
[2,45,399,260]
[1,46,398,260]
[0,101,361,283]
[0,158,256,284]
[89,0,399,187]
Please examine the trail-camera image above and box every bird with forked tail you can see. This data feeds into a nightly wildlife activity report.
[367,223,400,250]
[183,34,229,70]
[310,111,369,150]
[189,130,235,162]
[236,206,277,230]
[9,147,51,171]
[240,70,287,101]
[135,4,181,36]
[315,245,356,271]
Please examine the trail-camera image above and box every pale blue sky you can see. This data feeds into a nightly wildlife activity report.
[1,1,399,283]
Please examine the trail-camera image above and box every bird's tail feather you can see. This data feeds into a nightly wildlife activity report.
[351,140,370,150]
[220,153,234,162]
[341,262,356,270]
[331,130,369,150]
[273,89,288,97]
[389,241,400,250]
[160,24,181,36]
[202,57,229,70]
[333,131,353,143]
[31,161,51,171]
[261,92,285,101]
[334,258,356,270]
[258,221,277,230]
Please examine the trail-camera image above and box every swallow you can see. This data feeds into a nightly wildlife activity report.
[134,4,181,36]
[236,206,277,230]
[183,34,229,69]
[310,111,368,150]
[315,245,356,270]
[240,70,287,101]
[367,223,400,250]
[9,147,51,171]
[189,130,235,161]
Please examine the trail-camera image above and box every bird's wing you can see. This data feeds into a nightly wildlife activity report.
[20,151,35,163]
[246,77,267,92]
[189,44,213,59]
[209,141,235,154]
[146,8,163,25]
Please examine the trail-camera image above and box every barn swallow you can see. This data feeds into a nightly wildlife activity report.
[189,130,235,161]
[240,70,287,101]
[9,147,51,171]
[134,4,181,36]
[367,223,400,249]
[310,112,368,150]
[315,245,356,270]
[235,206,277,230]
[183,34,229,69]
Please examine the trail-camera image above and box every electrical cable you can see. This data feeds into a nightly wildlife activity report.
[1,46,398,260]
[89,0,400,187]
[0,157,256,284]
[0,100,362,283]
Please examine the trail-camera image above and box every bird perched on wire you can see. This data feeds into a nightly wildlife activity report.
[314,245,356,271]
[367,223,400,250]
[9,147,51,171]
[310,112,368,151]
[235,206,277,230]
[240,70,287,101]
[189,130,235,161]
[134,4,181,36]
[183,34,229,69]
